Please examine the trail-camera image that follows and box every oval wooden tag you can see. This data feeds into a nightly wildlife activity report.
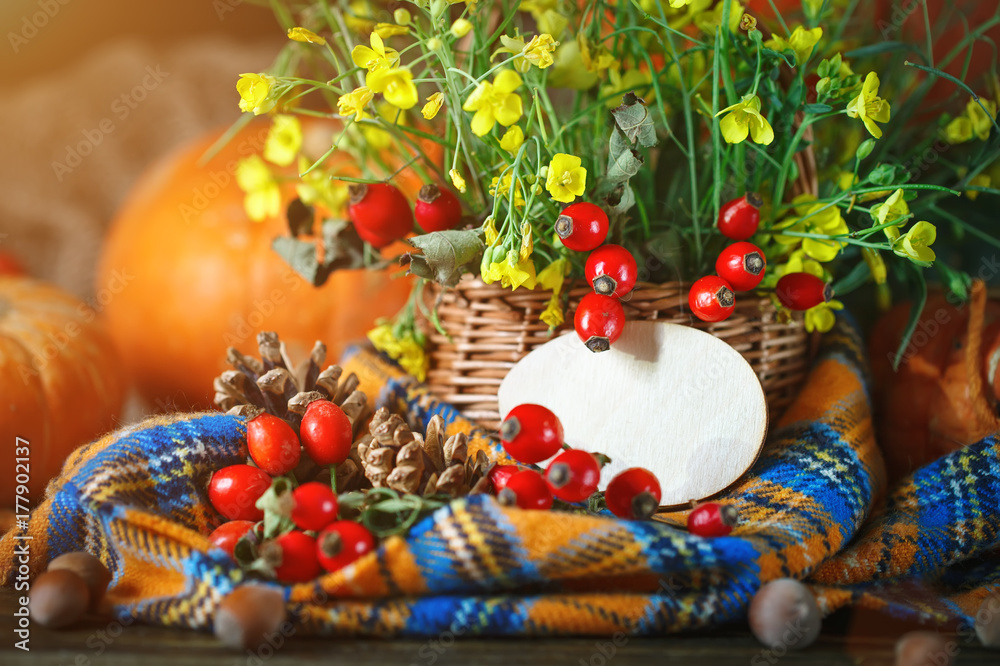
[497,321,768,507]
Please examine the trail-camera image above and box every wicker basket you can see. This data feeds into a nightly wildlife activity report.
[419,279,813,431]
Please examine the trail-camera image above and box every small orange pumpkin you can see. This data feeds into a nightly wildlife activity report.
[0,277,127,507]
[96,121,433,410]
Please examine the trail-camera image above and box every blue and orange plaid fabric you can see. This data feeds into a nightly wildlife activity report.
[2,318,999,637]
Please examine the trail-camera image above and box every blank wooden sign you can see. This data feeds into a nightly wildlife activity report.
[497,321,768,507]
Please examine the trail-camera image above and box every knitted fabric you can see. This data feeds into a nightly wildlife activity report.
[2,318,998,637]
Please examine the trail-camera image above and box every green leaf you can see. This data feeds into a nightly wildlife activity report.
[320,219,367,272]
[406,229,485,288]
[803,103,832,114]
[606,133,645,184]
[868,163,898,186]
[255,477,296,540]
[856,139,876,161]
[611,92,657,148]
[272,236,322,285]
[286,199,314,237]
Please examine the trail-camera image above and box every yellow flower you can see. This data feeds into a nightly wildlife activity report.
[483,216,499,245]
[449,168,467,193]
[490,173,526,208]
[500,125,525,154]
[540,296,564,328]
[862,248,887,284]
[871,189,910,240]
[694,0,744,34]
[519,221,533,261]
[287,27,326,45]
[296,157,348,215]
[545,153,587,203]
[519,0,567,38]
[237,73,277,115]
[892,221,937,264]
[421,92,445,120]
[367,324,427,381]
[537,257,569,292]
[263,115,303,167]
[799,204,848,261]
[577,33,617,74]
[337,86,373,121]
[764,26,823,66]
[366,67,418,110]
[463,69,523,136]
[846,72,891,139]
[375,22,409,39]
[804,300,844,333]
[943,116,973,144]
[344,0,376,33]
[967,97,998,141]
[361,101,405,149]
[550,40,599,90]
[485,249,537,291]
[966,173,991,201]
[351,32,399,73]
[523,34,560,69]
[450,18,473,38]
[717,94,774,145]
[601,67,654,108]
[235,156,281,222]
[781,250,825,279]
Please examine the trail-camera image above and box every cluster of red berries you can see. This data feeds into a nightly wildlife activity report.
[688,194,834,322]
[555,202,638,353]
[495,403,662,519]
[348,182,462,248]
[206,401,375,583]
[495,404,740,536]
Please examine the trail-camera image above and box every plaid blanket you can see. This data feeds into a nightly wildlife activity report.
[2,318,998,638]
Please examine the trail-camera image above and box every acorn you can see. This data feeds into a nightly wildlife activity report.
[895,631,954,666]
[975,596,1000,648]
[748,578,821,651]
[29,569,90,628]
[48,551,112,612]
[214,585,287,651]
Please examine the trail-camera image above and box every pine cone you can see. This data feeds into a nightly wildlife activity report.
[212,332,371,435]
[361,408,485,498]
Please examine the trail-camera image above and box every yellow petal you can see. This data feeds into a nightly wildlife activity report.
[720,111,749,143]
[493,69,523,94]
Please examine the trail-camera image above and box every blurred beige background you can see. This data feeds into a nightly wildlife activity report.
[0,0,286,298]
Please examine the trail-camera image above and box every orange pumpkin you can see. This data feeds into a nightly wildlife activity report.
[0,277,127,507]
[96,121,430,410]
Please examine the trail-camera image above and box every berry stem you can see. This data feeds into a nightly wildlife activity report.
[329,464,338,495]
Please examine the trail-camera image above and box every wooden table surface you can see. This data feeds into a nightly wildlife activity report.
[1,588,996,665]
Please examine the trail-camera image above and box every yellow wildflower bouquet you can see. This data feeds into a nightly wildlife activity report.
[229,0,1000,368]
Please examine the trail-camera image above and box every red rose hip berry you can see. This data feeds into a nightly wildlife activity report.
[497,470,554,510]
[499,404,564,464]
[348,182,413,248]
[716,242,767,291]
[317,521,376,573]
[260,531,321,583]
[555,202,609,252]
[775,272,832,311]
[688,275,736,322]
[687,502,738,537]
[208,521,257,559]
[605,467,661,520]
[247,413,301,476]
[208,464,273,522]
[300,400,353,466]
[574,292,626,353]
[415,184,463,232]
[718,193,763,240]
[291,482,340,532]
[545,450,601,503]
[488,464,520,493]
[585,244,638,297]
